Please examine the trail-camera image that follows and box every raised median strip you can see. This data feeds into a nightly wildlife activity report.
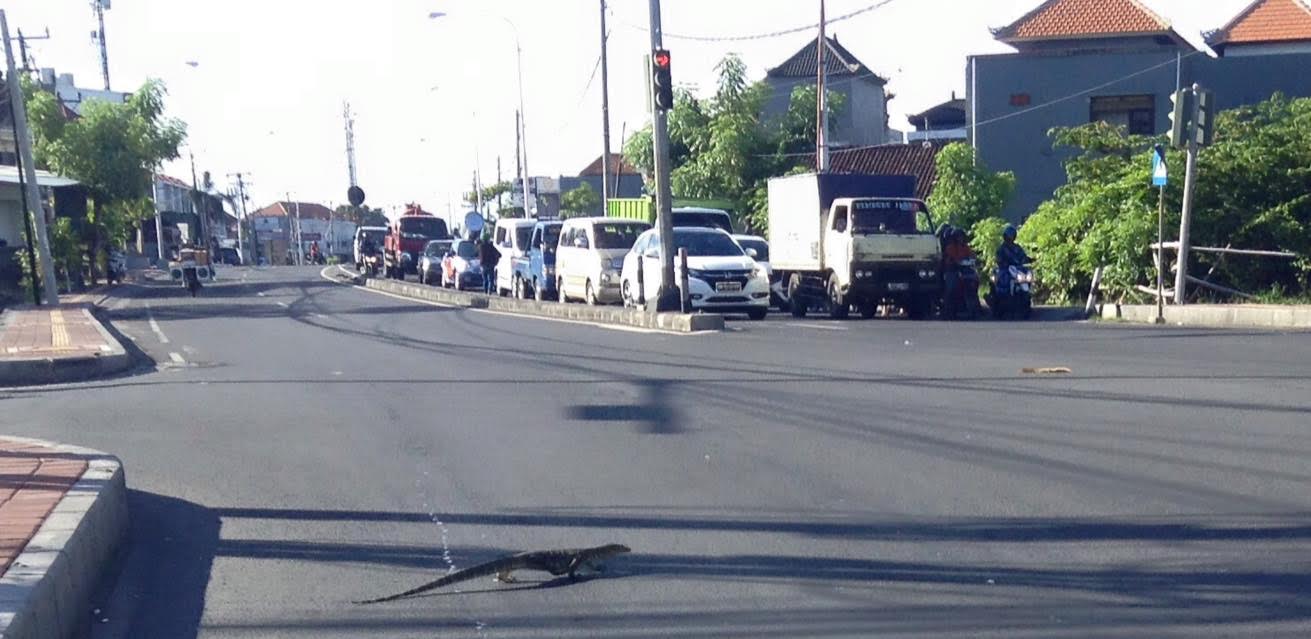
[0,437,128,639]
[359,275,724,332]
[1102,303,1311,330]
[0,305,132,387]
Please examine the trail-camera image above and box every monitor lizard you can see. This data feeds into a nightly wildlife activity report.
[354,543,631,604]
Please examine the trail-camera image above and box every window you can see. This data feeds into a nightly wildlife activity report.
[593,223,647,249]
[1090,95,1155,136]
[515,225,533,250]
[832,206,849,233]
[495,227,508,247]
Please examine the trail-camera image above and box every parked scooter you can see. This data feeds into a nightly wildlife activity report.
[988,264,1033,320]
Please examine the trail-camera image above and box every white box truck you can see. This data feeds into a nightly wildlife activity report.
[768,173,941,320]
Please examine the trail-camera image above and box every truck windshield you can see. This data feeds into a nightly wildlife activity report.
[594,223,649,249]
[674,231,744,257]
[540,224,562,249]
[851,200,931,235]
[400,217,450,240]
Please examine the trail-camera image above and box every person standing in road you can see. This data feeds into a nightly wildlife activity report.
[478,238,500,294]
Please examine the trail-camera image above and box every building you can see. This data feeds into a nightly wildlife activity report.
[248,201,349,262]
[557,153,645,216]
[905,94,968,143]
[763,36,892,148]
[966,0,1311,221]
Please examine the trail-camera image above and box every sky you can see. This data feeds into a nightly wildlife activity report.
[6,0,1253,221]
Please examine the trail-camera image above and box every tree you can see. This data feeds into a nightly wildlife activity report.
[26,78,186,284]
[561,183,600,218]
[1020,94,1311,304]
[334,204,388,227]
[927,142,1016,231]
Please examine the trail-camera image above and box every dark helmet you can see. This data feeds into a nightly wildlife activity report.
[951,228,968,242]
[1002,224,1018,240]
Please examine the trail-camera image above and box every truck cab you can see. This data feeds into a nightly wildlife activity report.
[768,174,941,320]
[384,205,450,279]
[511,220,563,301]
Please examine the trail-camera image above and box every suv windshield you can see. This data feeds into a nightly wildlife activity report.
[593,223,648,249]
[424,241,451,257]
[674,231,744,257]
[851,200,932,235]
[673,211,733,232]
[400,217,450,240]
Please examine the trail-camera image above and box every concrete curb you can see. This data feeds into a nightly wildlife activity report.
[0,306,131,388]
[357,273,725,333]
[1100,303,1311,330]
[0,438,128,639]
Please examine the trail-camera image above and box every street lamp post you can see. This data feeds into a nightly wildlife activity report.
[429,11,533,218]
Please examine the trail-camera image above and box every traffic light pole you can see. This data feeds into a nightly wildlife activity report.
[647,0,678,312]
[1173,83,1201,306]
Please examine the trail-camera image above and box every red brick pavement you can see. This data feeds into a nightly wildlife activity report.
[0,438,87,576]
[0,305,115,360]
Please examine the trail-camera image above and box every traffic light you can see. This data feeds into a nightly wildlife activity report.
[652,49,674,111]
[1167,88,1191,149]
[1194,88,1215,147]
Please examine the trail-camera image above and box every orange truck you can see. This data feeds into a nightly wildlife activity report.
[384,204,451,280]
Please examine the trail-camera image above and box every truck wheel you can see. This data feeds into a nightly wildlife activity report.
[512,276,522,299]
[788,274,807,318]
[827,274,849,320]
[535,279,546,302]
[557,278,568,303]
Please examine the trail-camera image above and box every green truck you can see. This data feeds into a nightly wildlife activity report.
[606,197,735,233]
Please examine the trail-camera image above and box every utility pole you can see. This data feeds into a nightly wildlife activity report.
[599,0,613,208]
[15,28,50,71]
[91,0,111,91]
[2,10,59,304]
[1173,83,1202,305]
[514,109,523,213]
[816,0,829,172]
[229,172,256,265]
[647,0,677,312]
[343,101,358,187]
[9,97,41,304]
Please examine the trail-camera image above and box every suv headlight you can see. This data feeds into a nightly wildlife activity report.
[687,269,708,281]
[752,264,768,280]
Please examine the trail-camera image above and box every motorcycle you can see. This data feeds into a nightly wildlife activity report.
[106,249,127,285]
[988,264,1033,320]
[943,256,982,320]
[361,249,383,278]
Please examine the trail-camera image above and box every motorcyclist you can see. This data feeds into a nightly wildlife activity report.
[995,224,1031,270]
[310,241,322,264]
[360,234,378,256]
[943,229,975,314]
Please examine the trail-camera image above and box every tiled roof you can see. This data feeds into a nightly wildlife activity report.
[251,201,334,220]
[1207,0,1311,48]
[579,152,639,177]
[908,99,967,130]
[155,174,192,189]
[993,0,1172,42]
[818,143,944,200]
[767,36,886,83]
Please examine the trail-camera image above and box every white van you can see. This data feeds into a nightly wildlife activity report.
[492,218,537,296]
[555,217,651,305]
[353,226,388,271]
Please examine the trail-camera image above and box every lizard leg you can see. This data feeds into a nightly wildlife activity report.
[496,570,518,583]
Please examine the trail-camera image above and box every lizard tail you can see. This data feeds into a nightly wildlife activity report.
[352,560,508,605]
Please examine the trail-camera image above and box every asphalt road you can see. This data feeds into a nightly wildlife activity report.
[5,265,1311,638]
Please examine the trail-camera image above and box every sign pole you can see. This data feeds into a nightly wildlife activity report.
[1152,144,1167,324]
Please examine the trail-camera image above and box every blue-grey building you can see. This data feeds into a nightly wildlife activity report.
[966,0,1311,221]
[764,36,892,148]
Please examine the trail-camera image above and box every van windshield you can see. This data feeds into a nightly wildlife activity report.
[594,223,649,249]
[515,225,533,249]
[673,212,733,233]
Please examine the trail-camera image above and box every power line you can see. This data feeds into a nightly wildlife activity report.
[623,0,897,43]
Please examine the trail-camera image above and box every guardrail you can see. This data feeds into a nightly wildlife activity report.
[357,274,724,333]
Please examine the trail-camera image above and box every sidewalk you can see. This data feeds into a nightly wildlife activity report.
[0,437,128,639]
[1100,303,1311,330]
[0,305,131,386]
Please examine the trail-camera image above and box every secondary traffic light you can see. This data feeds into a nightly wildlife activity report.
[652,49,673,111]
[1194,88,1215,147]
[1168,88,1191,149]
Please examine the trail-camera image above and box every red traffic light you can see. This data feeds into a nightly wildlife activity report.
[654,49,671,68]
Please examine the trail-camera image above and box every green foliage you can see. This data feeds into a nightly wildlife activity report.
[1023,94,1311,304]
[561,182,601,217]
[620,54,843,235]
[334,204,388,227]
[969,216,1009,287]
[927,142,1016,230]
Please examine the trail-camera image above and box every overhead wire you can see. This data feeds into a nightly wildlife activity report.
[621,0,898,42]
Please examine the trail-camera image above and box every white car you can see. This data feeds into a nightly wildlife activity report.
[732,234,785,310]
[622,227,770,320]
[492,218,537,296]
[417,239,453,286]
[555,217,651,305]
[441,239,484,291]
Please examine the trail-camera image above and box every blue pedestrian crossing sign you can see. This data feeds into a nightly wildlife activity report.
[1151,145,1168,187]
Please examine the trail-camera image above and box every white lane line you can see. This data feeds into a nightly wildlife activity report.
[147,307,171,344]
[782,322,848,331]
[276,301,289,308]
[257,291,266,297]
[169,352,186,364]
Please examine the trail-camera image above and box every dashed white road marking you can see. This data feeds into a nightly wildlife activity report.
[147,307,171,344]
[782,322,848,331]
[169,352,186,364]
[276,301,289,308]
